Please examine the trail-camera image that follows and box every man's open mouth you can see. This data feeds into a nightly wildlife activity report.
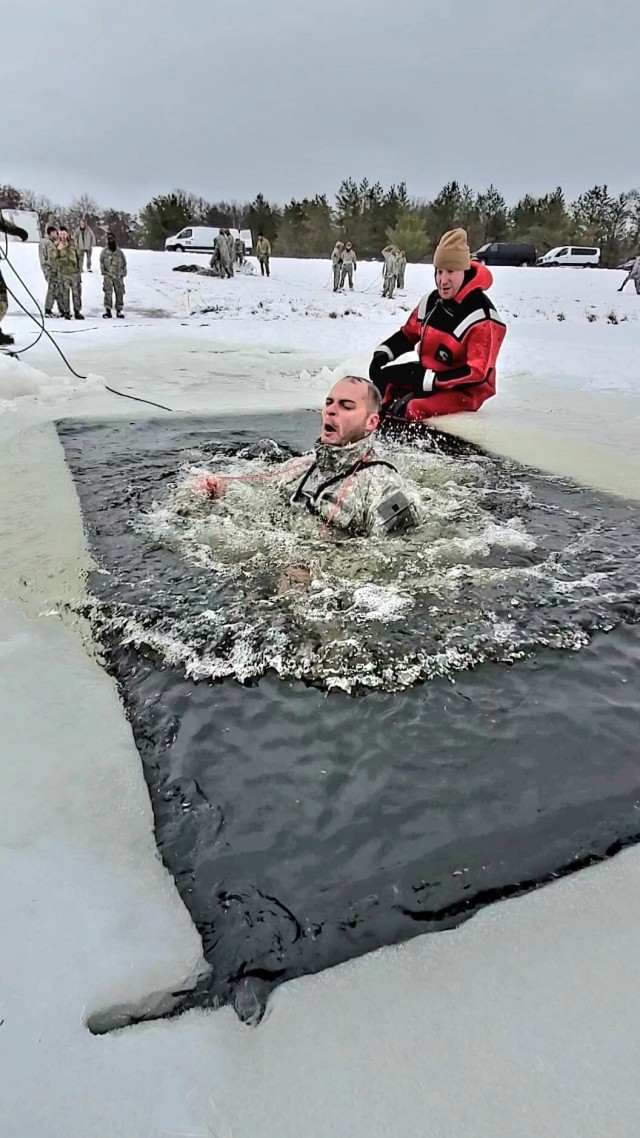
[323,422,337,435]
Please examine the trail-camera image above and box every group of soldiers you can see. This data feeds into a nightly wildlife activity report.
[39,219,127,319]
[209,228,246,278]
[209,230,272,279]
[330,241,407,297]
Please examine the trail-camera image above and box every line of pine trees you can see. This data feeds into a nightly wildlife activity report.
[2,179,639,265]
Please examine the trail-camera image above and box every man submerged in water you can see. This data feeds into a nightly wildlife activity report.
[194,376,420,537]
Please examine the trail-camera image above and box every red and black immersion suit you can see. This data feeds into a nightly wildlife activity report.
[372,262,507,420]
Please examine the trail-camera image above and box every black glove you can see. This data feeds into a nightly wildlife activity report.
[382,360,426,395]
[383,392,414,420]
[369,351,389,394]
[0,219,29,242]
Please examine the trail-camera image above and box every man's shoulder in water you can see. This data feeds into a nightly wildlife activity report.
[283,435,420,537]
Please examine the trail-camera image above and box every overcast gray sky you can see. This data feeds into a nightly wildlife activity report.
[5,0,639,211]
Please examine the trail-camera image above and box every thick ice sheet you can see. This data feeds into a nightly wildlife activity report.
[2,249,640,1137]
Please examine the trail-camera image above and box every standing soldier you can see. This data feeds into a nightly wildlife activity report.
[618,255,640,294]
[397,249,407,291]
[255,233,271,277]
[40,224,62,317]
[0,213,29,347]
[73,217,96,271]
[224,228,235,270]
[339,241,357,290]
[214,230,233,279]
[55,226,83,320]
[331,240,344,292]
[381,245,400,299]
[100,231,127,318]
[234,235,245,265]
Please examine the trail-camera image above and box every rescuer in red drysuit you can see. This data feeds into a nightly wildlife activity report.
[368,227,507,421]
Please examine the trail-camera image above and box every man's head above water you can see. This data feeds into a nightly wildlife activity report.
[320,376,381,447]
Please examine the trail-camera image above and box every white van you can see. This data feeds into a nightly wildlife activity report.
[165,226,253,254]
[537,245,601,268]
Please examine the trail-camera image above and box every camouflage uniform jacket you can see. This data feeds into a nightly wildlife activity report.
[629,256,640,281]
[39,236,58,272]
[256,236,271,257]
[54,240,81,275]
[381,245,400,276]
[331,242,344,265]
[214,233,231,262]
[276,435,420,536]
[341,247,357,267]
[100,248,127,278]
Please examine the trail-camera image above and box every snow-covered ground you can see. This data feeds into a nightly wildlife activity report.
[2,246,640,1137]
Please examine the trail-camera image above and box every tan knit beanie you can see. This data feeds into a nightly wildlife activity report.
[433,228,471,271]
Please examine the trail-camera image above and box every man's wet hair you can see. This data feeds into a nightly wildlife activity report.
[342,375,382,413]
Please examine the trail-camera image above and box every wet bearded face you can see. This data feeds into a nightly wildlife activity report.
[436,268,465,300]
[320,380,379,446]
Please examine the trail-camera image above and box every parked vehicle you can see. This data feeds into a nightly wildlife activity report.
[537,245,601,268]
[165,226,253,254]
[473,241,537,266]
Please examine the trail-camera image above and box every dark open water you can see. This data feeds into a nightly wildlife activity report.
[58,413,640,1024]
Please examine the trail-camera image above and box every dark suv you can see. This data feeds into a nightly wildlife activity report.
[473,242,537,267]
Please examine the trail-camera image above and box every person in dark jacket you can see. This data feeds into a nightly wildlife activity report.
[369,228,506,420]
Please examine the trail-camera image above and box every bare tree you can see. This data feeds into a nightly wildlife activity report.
[67,194,101,231]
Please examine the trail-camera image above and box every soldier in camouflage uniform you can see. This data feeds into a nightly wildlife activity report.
[39,225,62,316]
[234,236,245,265]
[224,229,236,267]
[397,250,407,290]
[339,242,357,290]
[381,245,400,299]
[619,256,640,294]
[55,227,83,319]
[331,241,344,291]
[214,231,233,279]
[0,213,29,346]
[99,232,127,317]
[255,233,271,276]
[194,376,420,537]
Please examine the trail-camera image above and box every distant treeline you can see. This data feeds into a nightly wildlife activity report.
[2,179,639,265]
